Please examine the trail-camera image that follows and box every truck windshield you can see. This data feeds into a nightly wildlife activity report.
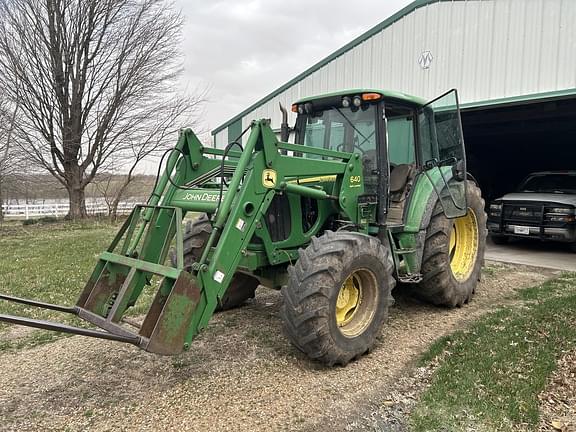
[297,105,377,156]
[521,174,576,194]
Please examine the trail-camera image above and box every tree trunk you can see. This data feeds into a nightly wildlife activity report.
[67,186,87,220]
[0,178,4,222]
[63,159,88,220]
[109,174,133,222]
[110,185,127,221]
[109,195,121,222]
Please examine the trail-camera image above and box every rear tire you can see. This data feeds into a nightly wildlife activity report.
[414,181,487,307]
[170,213,259,311]
[280,231,395,366]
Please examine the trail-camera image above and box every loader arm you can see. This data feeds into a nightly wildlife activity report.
[0,119,365,355]
[166,119,366,347]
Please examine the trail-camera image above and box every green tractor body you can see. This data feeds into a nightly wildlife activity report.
[0,89,486,365]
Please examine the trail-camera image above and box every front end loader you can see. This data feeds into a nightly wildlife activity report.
[0,89,486,365]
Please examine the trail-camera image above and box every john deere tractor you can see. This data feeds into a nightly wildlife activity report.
[0,89,486,366]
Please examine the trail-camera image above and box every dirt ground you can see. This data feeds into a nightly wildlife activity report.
[538,349,576,432]
[0,263,558,432]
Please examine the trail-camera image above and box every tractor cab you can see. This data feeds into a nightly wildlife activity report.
[290,89,469,225]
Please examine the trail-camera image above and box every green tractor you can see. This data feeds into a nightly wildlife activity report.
[0,88,486,366]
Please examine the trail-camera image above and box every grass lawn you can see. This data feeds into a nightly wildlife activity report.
[411,272,576,431]
[0,220,123,349]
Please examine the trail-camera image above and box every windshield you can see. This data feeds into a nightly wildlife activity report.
[297,104,377,156]
[520,174,576,194]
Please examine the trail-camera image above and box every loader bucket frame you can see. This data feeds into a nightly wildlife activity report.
[0,205,202,355]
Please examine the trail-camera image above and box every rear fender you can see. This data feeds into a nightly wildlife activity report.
[415,171,476,232]
[397,169,465,275]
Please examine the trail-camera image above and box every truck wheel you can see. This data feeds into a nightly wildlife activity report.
[170,213,259,311]
[281,231,395,366]
[416,181,487,307]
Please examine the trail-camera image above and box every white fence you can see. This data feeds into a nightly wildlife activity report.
[1,201,142,220]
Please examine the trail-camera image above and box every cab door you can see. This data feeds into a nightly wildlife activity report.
[418,89,467,218]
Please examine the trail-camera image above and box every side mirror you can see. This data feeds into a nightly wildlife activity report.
[424,157,456,170]
[424,158,438,171]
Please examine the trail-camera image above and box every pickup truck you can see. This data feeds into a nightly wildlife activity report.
[487,171,576,251]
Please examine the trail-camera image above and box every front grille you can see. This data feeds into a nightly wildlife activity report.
[500,202,574,228]
[503,203,543,223]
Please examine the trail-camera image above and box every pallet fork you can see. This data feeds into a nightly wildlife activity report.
[0,205,200,354]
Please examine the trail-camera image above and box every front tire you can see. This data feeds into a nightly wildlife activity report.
[170,213,259,311]
[415,181,487,307]
[280,231,395,366]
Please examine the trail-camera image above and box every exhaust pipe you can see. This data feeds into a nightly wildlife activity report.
[279,102,290,142]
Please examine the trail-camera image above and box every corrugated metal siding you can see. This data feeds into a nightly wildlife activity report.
[214,130,227,148]
[227,119,242,144]
[221,0,576,148]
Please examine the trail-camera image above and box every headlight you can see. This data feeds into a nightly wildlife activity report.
[489,203,502,217]
[547,215,575,222]
[548,207,575,214]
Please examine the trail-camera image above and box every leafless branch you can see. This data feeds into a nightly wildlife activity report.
[0,0,205,219]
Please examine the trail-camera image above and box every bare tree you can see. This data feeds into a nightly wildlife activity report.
[93,172,148,219]
[0,96,19,221]
[94,94,205,220]
[0,0,199,219]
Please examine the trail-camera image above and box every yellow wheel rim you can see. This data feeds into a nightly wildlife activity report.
[336,269,378,338]
[449,208,479,282]
[336,274,361,326]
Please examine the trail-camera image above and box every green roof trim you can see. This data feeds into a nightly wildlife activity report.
[295,88,427,106]
[212,0,449,135]
[459,88,576,111]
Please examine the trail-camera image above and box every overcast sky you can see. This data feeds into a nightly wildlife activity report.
[174,0,414,135]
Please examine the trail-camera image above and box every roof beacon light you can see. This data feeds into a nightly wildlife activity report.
[291,104,298,113]
[362,93,382,101]
[353,96,362,107]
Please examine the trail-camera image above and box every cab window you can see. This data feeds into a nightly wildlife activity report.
[386,105,416,166]
[299,104,377,156]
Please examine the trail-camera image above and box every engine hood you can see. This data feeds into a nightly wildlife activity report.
[495,192,576,207]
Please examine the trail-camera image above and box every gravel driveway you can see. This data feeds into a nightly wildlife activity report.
[0,263,557,431]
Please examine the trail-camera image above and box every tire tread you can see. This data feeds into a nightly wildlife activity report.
[281,231,395,366]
